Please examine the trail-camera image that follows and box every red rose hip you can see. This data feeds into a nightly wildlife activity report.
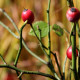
[4,73,14,80]
[66,46,78,60]
[66,7,80,22]
[21,9,34,24]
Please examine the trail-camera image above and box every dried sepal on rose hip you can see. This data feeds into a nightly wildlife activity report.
[66,7,80,22]
[66,46,78,60]
[21,9,34,24]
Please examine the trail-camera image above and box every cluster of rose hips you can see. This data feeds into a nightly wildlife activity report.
[21,7,80,23]
[21,8,80,60]
[66,7,80,60]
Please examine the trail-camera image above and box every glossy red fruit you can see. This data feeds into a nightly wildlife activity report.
[66,46,78,60]
[4,74,14,80]
[21,9,34,24]
[66,7,80,22]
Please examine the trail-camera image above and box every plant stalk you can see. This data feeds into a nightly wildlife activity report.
[67,0,74,7]
[14,21,27,66]
[63,56,67,80]
[76,22,80,79]
[71,23,78,80]
[0,64,58,80]
[47,0,51,58]
[78,37,80,78]
[14,21,27,80]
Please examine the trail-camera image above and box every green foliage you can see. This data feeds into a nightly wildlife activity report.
[52,24,64,36]
[29,21,51,38]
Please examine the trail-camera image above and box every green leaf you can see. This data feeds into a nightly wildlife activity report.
[52,24,64,36]
[29,21,51,38]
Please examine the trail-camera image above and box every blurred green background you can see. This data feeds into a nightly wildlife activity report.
[0,0,80,80]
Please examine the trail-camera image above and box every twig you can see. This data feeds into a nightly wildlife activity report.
[47,0,51,58]
[67,0,74,7]
[51,53,62,80]
[0,54,6,64]
[14,20,27,66]
[76,23,80,78]
[38,26,49,58]
[0,8,19,33]
[47,60,60,80]
[0,21,19,39]
[46,1,61,79]
[63,56,67,80]
[71,23,78,80]
[18,72,23,79]
[0,64,58,80]
[30,24,49,59]
[14,21,28,80]
[46,1,60,79]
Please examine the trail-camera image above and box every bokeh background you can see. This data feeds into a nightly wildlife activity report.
[0,0,80,80]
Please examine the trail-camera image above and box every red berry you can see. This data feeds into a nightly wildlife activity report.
[21,9,34,24]
[66,46,78,60]
[4,74,14,80]
[66,7,80,22]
